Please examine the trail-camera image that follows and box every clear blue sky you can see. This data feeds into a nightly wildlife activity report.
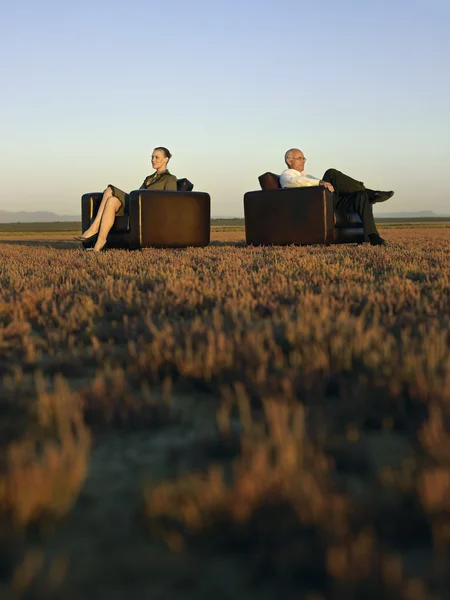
[1,0,449,216]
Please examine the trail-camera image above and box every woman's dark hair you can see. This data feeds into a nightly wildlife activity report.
[154,146,172,159]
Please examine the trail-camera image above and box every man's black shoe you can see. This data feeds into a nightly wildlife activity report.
[369,233,387,246]
[368,190,394,204]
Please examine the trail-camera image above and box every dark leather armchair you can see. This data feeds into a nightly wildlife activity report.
[81,179,211,249]
[244,173,365,245]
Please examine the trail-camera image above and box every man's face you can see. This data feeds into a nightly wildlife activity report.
[286,150,306,171]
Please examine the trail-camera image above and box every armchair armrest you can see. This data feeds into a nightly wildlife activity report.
[244,186,335,245]
[128,189,211,248]
[81,192,103,232]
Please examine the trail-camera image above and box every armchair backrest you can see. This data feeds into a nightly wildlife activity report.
[258,172,281,191]
[176,178,194,191]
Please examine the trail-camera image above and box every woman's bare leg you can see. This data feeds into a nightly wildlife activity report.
[82,187,115,238]
[92,196,121,252]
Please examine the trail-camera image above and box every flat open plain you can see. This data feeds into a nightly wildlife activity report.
[1,227,450,599]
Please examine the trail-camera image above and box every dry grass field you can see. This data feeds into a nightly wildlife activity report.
[1,227,450,599]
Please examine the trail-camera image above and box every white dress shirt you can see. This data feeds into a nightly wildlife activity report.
[280,168,321,188]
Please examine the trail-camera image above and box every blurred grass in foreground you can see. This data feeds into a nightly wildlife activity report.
[1,228,450,599]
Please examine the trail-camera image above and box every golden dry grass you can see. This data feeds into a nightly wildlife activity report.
[0,378,90,528]
[1,227,450,599]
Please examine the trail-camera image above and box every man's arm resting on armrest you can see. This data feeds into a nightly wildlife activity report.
[318,181,334,192]
[280,170,335,192]
[280,169,321,188]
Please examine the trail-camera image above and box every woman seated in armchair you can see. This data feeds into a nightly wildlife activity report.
[76,146,176,252]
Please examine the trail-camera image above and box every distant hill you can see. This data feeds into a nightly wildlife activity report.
[375,211,450,218]
[211,218,244,226]
[1,209,449,224]
[0,210,79,223]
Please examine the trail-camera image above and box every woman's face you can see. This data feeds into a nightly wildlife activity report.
[151,149,168,172]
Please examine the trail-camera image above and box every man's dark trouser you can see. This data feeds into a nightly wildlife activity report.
[322,168,378,241]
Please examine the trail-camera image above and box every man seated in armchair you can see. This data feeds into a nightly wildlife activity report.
[281,148,394,246]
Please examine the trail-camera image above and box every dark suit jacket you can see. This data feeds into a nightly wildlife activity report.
[110,170,178,217]
[140,170,177,191]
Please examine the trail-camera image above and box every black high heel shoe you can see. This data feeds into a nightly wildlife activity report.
[74,233,98,244]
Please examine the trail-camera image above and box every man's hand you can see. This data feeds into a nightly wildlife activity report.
[319,181,334,193]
